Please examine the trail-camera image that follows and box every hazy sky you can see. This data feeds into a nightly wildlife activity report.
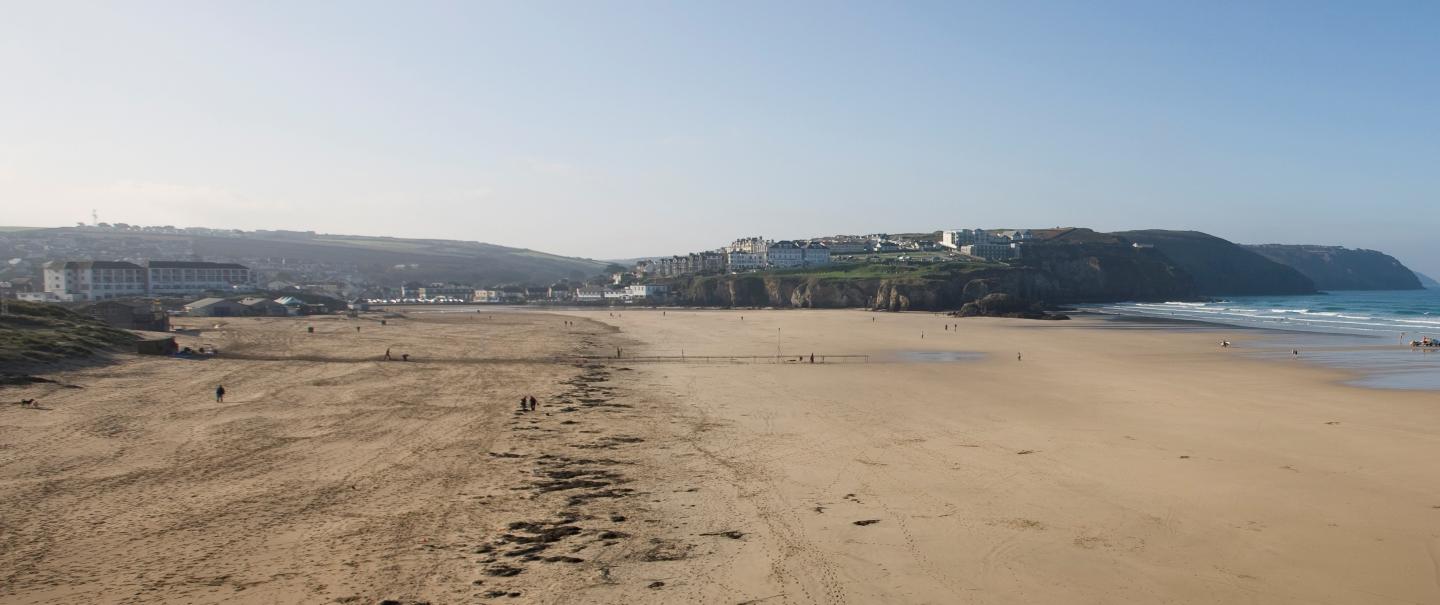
[2,1,1436,275]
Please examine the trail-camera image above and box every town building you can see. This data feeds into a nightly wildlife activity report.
[575,287,609,302]
[415,284,474,300]
[624,284,669,301]
[0,277,35,299]
[818,239,868,254]
[940,229,996,249]
[960,243,1021,261]
[146,261,254,297]
[17,291,66,302]
[727,236,768,254]
[766,240,805,268]
[801,242,831,266]
[43,261,148,301]
[183,297,248,317]
[237,296,289,316]
[726,251,763,272]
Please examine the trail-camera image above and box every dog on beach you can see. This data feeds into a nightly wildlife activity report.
[17,398,38,408]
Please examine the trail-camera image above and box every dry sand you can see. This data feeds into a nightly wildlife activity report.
[2,308,1439,604]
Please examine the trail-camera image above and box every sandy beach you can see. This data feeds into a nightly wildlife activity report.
[3,308,1439,604]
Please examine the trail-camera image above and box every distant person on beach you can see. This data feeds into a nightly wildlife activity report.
[1292,349,1299,357]
[215,385,226,403]
[384,348,392,360]
[529,395,538,410]
[401,353,410,361]
[1017,353,1022,362]
[520,396,528,411]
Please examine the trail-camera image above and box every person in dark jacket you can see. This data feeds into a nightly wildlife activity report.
[215,385,226,403]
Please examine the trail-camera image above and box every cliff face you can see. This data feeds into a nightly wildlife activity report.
[1112,230,1316,296]
[664,236,1196,311]
[1243,245,1422,291]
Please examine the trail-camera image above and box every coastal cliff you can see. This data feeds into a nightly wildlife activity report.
[664,230,1195,311]
[1111,230,1316,296]
[1243,244,1422,291]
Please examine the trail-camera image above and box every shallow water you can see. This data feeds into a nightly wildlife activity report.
[891,350,987,363]
[1085,291,1440,391]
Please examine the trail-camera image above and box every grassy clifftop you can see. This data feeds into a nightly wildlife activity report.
[0,301,138,365]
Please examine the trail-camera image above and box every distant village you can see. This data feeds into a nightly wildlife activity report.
[0,224,1040,333]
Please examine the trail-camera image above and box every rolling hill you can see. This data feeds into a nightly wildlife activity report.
[0,227,608,286]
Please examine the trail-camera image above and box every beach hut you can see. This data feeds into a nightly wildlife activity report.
[136,337,179,355]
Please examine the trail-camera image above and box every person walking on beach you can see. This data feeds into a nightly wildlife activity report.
[215,385,226,403]
[1017,352,1022,362]
[528,395,538,411]
[520,396,528,411]
[384,348,392,361]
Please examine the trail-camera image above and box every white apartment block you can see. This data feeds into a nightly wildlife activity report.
[44,260,254,301]
[43,261,148,301]
[147,261,254,297]
[940,229,996,249]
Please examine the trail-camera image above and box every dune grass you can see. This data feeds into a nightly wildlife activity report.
[0,301,138,364]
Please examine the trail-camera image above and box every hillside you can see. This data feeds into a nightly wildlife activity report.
[0,301,138,365]
[1111,230,1316,296]
[1244,245,1422,291]
[1418,272,1439,289]
[0,227,607,286]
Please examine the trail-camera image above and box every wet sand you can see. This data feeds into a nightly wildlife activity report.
[2,308,1439,604]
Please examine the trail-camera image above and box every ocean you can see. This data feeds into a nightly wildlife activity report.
[1087,289,1440,390]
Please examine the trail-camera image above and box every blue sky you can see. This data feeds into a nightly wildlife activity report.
[1,1,1435,276]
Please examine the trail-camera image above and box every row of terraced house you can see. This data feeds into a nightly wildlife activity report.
[636,237,832,278]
